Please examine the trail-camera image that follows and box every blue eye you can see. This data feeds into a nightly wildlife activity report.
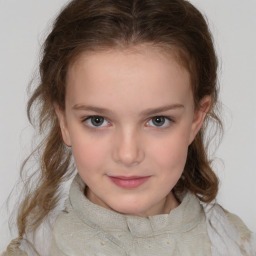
[83,115,172,128]
[84,116,109,127]
[147,116,171,127]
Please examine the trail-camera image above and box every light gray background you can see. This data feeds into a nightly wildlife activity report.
[0,0,255,251]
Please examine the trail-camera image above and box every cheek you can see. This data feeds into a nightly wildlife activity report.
[148,132,189,170]
[71,134,109,173]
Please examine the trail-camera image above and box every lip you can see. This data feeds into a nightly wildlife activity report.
[108,175,151,189]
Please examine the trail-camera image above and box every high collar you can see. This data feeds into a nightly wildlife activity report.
[68,174,204,238]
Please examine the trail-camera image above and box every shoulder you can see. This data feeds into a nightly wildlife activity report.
[51,208,97,255]
[202,202,256,256]
[224,210,252,240]
[224,209,256,255]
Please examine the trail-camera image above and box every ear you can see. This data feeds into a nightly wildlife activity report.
[189,95,211,144]
[54,103,72,147]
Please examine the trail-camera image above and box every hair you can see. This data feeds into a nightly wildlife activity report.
[5,0,222,253]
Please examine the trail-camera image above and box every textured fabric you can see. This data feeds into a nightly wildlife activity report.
[225,211,256,254]
[50,175,212,256]
[1,238,28,256]
[2,174,255,256]
[203,203,256,256]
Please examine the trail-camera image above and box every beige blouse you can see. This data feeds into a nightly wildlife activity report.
[50,175,212,255]
[2,175,256,256]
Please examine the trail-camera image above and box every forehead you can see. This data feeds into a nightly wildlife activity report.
[68,44,190,76]
[65,45,192,108]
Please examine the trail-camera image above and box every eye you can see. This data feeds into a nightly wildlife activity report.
[83,116,109,127]
[147,116,172,128]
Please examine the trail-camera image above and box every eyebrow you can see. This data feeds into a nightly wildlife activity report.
[72,104,184,116]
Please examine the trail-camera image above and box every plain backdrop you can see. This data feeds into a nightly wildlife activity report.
[0,0,255,251]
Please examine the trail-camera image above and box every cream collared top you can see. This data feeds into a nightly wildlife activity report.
[3,175,256,256]
[50,175,212,256]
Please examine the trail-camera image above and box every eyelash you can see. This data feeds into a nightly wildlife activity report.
[82,115,174,129]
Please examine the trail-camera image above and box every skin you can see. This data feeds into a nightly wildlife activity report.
[56,45,211,217]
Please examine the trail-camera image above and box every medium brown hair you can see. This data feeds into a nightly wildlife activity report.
[7,0,222,252]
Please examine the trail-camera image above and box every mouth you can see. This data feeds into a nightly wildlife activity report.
[107,175,151,189]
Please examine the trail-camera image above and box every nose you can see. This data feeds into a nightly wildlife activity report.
[112,128,145,167]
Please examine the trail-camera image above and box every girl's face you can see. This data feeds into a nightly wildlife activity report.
[56,45,209,217]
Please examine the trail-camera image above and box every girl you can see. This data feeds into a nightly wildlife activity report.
[2,0,256,255]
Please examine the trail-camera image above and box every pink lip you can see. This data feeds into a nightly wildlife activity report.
[108,176,150,189]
